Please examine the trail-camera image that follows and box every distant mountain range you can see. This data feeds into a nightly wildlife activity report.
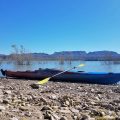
[1,51,120,61]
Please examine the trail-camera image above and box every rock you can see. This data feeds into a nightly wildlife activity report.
[64,114,73,120]
[89,118,95,120]
[60,116,68,120]
[40,97,48,104]
[26,95,33,102]
[103,115,115,119]
[70,108,79,114]
[51,116,56,120]
[115,117,120,120]
[37,113,44,119]
[113,88,120,93]
[52,106,59,110]
[65,100,70,106]
[58,109,71,114]
[21,96,28,101]
[96,91,103,94]
[0,86,4,89]
[43,110,52,119]
[19,106,28,111]
[41,106,53,111]
[12,99,22,104]
[81,114,92,120]
[24,111,32,117]
[0,105,5,111]
[94,96,100,101]
[0,89,3,95]
[19,117,28,120]
[75,106,82,111]
[10,117,19,120]
[51,112,60,120]
[90,88,95,92]
[50,94,58,100]
[4,90,12,94]
[3,99,9,104]
[101,103,115,110]
[60,107,69,110]
[30,83,39,89]
[11,109,19,112]
[73,116,78,120]
[90,109,105,117]
[82,103,89,110]
[113,99,120,103]
[117,111,120,116]
[90,101,96,105]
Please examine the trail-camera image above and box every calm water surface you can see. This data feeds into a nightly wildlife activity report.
[1,61,120,72]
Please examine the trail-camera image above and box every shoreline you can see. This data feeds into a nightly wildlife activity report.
[0,78,119,120]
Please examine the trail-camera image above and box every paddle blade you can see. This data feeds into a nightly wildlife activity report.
[78,64,85,67]
[37,77,50,85]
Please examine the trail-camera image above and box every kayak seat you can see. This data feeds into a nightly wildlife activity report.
[108,72,113,74]
[78,71,84,72]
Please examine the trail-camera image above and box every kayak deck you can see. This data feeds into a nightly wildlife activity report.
[1,69,120,85]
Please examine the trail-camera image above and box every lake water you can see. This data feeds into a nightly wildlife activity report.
[0,61,120,84]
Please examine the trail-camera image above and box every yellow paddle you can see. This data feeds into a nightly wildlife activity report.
[37,64,85,85]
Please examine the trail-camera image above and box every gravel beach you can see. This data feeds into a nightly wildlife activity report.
[0,78,119,120]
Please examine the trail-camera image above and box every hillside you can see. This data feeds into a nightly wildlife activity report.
[1,51,120,61]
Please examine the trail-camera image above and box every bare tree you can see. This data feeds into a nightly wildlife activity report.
[0,59,2,66]
[58,54,64,65]
[24,53,33,65]
[11,45,32,65]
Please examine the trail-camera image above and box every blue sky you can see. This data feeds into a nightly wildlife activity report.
[0,0,120,54]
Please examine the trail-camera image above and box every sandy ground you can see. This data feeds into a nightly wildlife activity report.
[0,78,119,120]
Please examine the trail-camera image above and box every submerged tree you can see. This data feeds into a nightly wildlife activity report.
[0,59,2,66]
[101,52,120,72]
[11,45,32,65]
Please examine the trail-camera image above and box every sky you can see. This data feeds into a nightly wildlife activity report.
[0,0,120,55]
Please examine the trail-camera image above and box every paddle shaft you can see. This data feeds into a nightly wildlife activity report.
[37,64,85,85]
[50,66,77,79]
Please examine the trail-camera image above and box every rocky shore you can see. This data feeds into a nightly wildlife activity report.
[0,78,119,120]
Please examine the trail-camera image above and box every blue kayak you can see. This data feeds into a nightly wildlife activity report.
[1,69,120,85]
[53,72,120,85]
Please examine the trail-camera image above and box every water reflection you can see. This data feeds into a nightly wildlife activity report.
[100,61,120,73]
[1,61,120,73]
[101,61,114,72]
